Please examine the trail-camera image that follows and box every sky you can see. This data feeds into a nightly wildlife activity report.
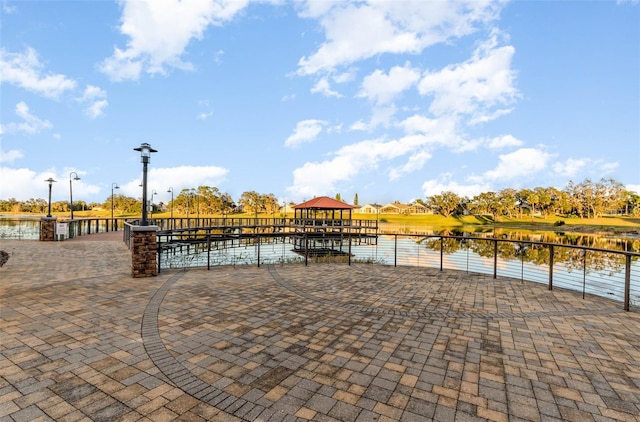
[1,0,639,207]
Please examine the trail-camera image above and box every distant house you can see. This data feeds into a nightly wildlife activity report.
[408,202,429,214]
[378,202,432,214]
[357,203,383,214]
[380,202,410,214]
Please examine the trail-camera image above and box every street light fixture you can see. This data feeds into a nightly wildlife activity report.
[69,172,80,220]
[150,190,157,221]
[167,187,174,229]
[111,183,119,227]
[133,143,157,226]
[45,177,56,217]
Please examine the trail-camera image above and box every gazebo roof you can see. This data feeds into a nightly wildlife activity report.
[293,196,355,210]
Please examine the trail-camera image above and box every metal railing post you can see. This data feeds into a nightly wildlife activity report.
[493,239,498,279]
[548,244,554,290]
[207,234,211,270]
[257,235,261,267]
[394,234,397,267]
[624,254,631,311]
[305,234,308,266]
[348,233,352,266]
[157,238,162,274]
[582,250,587,299]
[440,236,444,271]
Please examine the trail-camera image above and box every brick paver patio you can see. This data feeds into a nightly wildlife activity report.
[1,238,639,421]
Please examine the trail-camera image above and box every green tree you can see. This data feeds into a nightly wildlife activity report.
[469,192,498,218]
[353,193,359,206]
[427,191,461,217]
[497,188,518,218]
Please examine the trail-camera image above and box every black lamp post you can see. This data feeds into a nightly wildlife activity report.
[195,189,200,223]
[45,177,56,217]
[150,190,157,221]
[69,172,80,220]
[133,143,157,226]
[111,182,119,225]
[167,187,174,229]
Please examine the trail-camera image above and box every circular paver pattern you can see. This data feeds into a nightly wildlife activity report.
[142,264,640,421]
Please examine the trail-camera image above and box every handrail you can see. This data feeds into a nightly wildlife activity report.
[155,231,640,312]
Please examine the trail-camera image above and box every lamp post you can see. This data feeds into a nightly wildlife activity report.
[45,177,56,217]
[167,187,174,229]
[111,183,119,227]
[133,143,157,226]
[186,191,190,228]
[150,190,157,221]
[69,172,80,220]
[196,189,200,224]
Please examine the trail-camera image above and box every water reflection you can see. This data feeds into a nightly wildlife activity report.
[417,235,633,276]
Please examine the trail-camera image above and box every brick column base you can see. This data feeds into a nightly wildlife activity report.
[131,225,158,278]
[39,217,57,241]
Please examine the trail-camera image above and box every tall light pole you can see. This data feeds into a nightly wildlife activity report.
[196,189,200,223]
[133,143,157,226]
[111,183,119,226]
[186,191,190,228]
[190,188,198,227]
[150,190,157,221]
[45,177,56,217]
[69,172,80,220]
[167,187,174,229]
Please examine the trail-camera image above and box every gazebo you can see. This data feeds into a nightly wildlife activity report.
[293,196,355,227]
[291,196,371,257]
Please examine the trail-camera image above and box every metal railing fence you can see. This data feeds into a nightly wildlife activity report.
[155,232,640,312]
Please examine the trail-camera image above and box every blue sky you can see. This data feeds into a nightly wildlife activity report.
[1,0,638,207]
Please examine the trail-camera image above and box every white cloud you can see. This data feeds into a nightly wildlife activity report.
[79,85,107,102]
[99,0,250,81]
[296,0,503,75]
[418,30,518,122]
[287,133,443,198]
[349,105,397,132]
[551,157,618,179]
[0,47,76,98]
[468,147,552,184]
[0,149,24,163]
[553,157,588,178]
[119,165,230,201]
[0,101,52,135]
[0,167,101,201]
[626,184,640,194]
[77,85,109,119]
[286,137,393,198]
[197,111,214,120]
[285,119,327,147]
[358,62,420,104]
[389,150,432,180]
[397,114,460,148]
[422,176,490,198]
[485,134,523,149]
[310,78,342,97]
[86,100,109,119]
[598,161,619,174]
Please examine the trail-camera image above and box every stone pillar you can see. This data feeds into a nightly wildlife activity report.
[39,217,57,241]
[131,225,158,278]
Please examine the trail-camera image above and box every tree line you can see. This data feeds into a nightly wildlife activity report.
[0,178,638,218]
[419,178,638,219]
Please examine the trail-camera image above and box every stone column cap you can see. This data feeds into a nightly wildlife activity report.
[131,225,159,232]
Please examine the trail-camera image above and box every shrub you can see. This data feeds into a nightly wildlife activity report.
[554,220,565,227]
